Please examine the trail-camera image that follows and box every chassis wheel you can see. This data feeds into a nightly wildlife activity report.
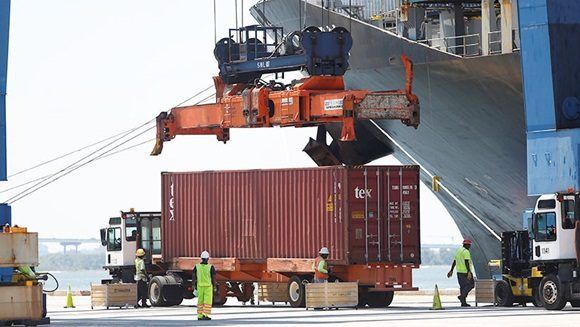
[288,275,308,307]
[213,282,228,306]
[540,274,567,310]
[149,276,184,307]
[367,291,395,308]
[495,280,514,307]
[358,287,369,307]
[570,300,580,308]
[148,277,167,306]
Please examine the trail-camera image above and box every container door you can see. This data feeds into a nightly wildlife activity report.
[348,167,382,263]
[383,167,420,264]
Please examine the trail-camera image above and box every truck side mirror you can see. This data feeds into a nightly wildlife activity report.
[100,228,107,246]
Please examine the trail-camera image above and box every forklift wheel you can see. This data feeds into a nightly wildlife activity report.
[495,280,514,307]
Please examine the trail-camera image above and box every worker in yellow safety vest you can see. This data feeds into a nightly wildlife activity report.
[313,247,330,283]
[135,248,150,308]
[192,251,217,320]
[447,239,475,307]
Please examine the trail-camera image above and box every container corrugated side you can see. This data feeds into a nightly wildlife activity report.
[161,167,348,264]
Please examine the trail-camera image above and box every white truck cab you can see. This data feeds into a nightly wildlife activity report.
[530,192,580,310]
[100,211,161,282]
[532,193,578,261]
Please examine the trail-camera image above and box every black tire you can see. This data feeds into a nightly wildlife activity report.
[495,280,514,307]
[288,275,308,308]
[167,296,184,306]
[532,287,543,307]
[213,283,228,306]
[367,291,395,308]
[149,276,167,306]
[213,293,228,306]
[357,287,369,307]
[540,274,568,310]
[148,276,184,307]
[570,300,580,308]
[331,26,350,35]
[303,26,321,33]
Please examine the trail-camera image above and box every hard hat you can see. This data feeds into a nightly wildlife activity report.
[463,239,472,245]
[136,249,145,256]
[319,247,329,255]
[201,251,210,259]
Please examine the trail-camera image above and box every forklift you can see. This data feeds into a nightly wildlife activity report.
[494,230,543,307]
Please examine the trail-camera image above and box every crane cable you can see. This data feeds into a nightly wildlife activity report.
[5,84,214,183]
[5,121,154,204]
[0,138,155,195]
[214,0,217,44]
[7,127,140,179]
[3,83,215,203]
[235,0,239,32]
[6,126,155,204]
[349,0,352,32]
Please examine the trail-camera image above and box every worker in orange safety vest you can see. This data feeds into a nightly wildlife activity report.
[313,247,330,283]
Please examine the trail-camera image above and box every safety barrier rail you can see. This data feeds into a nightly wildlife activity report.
[418,33,481,57]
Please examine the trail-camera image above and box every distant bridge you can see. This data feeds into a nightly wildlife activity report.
[39,238,101,254]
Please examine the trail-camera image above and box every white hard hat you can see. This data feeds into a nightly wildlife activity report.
[319,247,329,255]
[201,251,210,259]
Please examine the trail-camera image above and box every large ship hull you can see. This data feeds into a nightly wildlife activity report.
[252,0,534,278]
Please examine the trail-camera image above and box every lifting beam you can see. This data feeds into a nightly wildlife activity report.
[151,55,419,156]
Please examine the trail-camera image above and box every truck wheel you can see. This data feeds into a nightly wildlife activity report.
[236,282,254,303]
[148,276,184,307]
[213,282,228,306]
[167,296,184,306]
[367,291,394,308]
[532,288,543,307]
[288,275,308,307]
[495,280,514,307]
[540,274,567,310]
[149,277,167,306]
[570,300,580,307]
[357,287,369,307]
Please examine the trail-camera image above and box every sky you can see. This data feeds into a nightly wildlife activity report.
[3,0,462,244]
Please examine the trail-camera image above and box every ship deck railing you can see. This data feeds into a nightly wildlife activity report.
[488,29,521,55]
[418,29,520,58]
[417,33,481,57]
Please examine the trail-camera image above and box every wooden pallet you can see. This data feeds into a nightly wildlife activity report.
[475,279,496,306]
[91,283,137,309]
[257,283,289,305]
[305,282,358,309]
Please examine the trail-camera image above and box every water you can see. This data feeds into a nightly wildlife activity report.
[42,266,456,291]
[413,265,457,290]
[42,270,110,291]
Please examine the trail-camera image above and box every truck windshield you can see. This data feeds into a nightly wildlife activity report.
[534,212,557,242]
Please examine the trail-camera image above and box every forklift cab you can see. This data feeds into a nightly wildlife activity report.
[100,211,161,267]
[531,193,579,261]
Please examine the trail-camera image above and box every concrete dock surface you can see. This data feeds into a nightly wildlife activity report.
[46,294,580,326]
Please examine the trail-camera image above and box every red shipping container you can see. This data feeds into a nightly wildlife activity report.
[161,166,420,265]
